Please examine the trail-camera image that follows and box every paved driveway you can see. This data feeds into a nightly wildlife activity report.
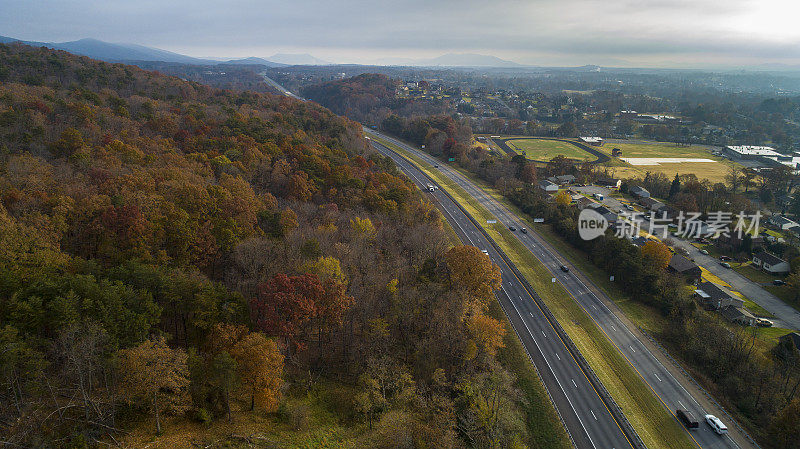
[671,239,800,330]
[571,185,626,213]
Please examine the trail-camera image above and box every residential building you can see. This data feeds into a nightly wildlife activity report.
[717,232,764,251]
[639,197,666,212]
[555,174,576,185]
[538,180,559,193]
[597,178,621,189]
[779,332,800,350]
[719,306,757,326]
[668,254,702,281]
[574,196,593,210]
[590,204,618,223]
[629,186,650,199]
[694,281,744,310]
[752,251,790,274]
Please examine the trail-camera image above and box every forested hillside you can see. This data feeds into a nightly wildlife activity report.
[300,73,451,124]
[0,44,558,448]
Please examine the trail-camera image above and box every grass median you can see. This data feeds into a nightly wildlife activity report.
[373,135,694,449]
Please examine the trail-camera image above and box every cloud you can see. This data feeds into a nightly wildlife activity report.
[1,0,798,67]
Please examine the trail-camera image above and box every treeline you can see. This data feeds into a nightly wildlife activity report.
[301,73,451,125]
[0,44,540,448]
[418,139,800,447]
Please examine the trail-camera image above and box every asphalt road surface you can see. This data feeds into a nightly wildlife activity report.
[671,238,800,330]
[371,138,635,449]
[367,128,753,449]
[627,215,799,330]
[260,75,753,449]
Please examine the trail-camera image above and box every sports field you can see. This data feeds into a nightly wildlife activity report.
[506,138,594,161]
[600,140,740,182]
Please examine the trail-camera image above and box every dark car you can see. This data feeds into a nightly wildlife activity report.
[773,279,787,286]
[434,164,439,168]
[719,255,732,261]
[509,226,516,231]
[521,228,527,234]
[560,265,569,273]
[676,409,699,430]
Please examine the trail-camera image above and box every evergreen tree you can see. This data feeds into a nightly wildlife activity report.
[669,173,681,198]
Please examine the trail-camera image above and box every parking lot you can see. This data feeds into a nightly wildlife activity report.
[570,185,627,213]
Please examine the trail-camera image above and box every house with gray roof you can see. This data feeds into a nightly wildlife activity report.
[719,306,756,326]
[629,186,650,199]
[694,281,744,310]
[668,254,701,281]
[538,179,559,193]
[752,251,790,274]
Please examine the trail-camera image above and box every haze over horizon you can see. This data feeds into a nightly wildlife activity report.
[2,0,799,69]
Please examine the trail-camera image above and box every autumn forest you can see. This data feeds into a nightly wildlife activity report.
[0,43,556,448]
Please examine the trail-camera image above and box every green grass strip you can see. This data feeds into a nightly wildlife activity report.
[373,135,694,449]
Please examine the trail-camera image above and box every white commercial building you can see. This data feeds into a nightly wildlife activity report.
[722,145,800,171]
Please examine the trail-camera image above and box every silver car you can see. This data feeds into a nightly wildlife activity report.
[705,414,728,435]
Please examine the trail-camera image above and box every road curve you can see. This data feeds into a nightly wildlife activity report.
[258,74,754,449]
[371,138,635,449]
[368,129,756,449]
[492,137,611,164]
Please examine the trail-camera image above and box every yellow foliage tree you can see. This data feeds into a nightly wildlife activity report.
[117,337,189,434]
[350,216,377,239]
[444,246,502,310]
[641,241,673,269]
[467,313,506,358]
[303,255,346,284]
[210,324,285,412]
[555,190,572,206]
[231,332,285,412]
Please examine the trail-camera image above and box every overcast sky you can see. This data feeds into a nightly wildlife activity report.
[2,0,798,68]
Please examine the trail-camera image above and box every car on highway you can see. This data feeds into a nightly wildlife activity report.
[700,249,709,255]
[481,249,489,256]
[773,279,787,286]
[509,226,516,231]
[705,414,728,435]
[720,262,732,269]
[757,318,774,327]
[625,204,634,210]
[434,164,439,168]
[680,248,690,256]
[560,265,569,272]
[676,409,699,430]
[521,228,527,234]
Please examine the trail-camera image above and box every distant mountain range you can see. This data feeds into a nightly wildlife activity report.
[0,36,583,69]
[415,53,522,67]
[268,53,330,65]
[0,36,218,64]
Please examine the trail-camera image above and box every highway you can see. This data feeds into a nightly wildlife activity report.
[366,128,754,449]
[260,75,753,449]
[370,138,635,449]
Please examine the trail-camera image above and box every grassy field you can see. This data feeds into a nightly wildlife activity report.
[505,138,594,161]
[597,140,741,183]
[374,135,695,449]
[601,141,713,158]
